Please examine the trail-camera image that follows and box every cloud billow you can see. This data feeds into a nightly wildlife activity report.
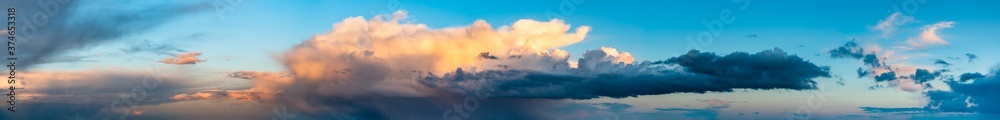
[166,11,831,119]
[828,41,885,68]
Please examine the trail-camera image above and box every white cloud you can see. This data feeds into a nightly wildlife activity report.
[907,21,955,48]
[874,12,914,37]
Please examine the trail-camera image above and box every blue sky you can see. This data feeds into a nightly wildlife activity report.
[4,0,1000,119]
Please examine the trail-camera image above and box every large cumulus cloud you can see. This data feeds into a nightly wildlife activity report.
[169,11,831,119]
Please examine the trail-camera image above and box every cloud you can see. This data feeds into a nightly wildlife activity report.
[906,66,1000,114]
[828,41,885,68]
[924,90,975,112]
[966,53,978,63]
[169,11,830,119]
[4,1,211,69]
[859,107,925,113]
[959,72,985,82]
[171,71,293,101]
[663,48,832,87]
[158,52,206,64]
[577,47,635,72]
[934,59,952,67]
[941,68,1000,113]
[873,12,914,37]
[907,21,955,48]
[908,69,946,84]
[827,41,936,92]
[874,71,898,82]
[421,48,830,99]
[0,68,213,119]
[122,39,188,56]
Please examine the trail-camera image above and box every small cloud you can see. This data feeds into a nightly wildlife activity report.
[859,107,925,113]
[907,21,954,48]
[159,52,206,65]
[873,12,913,37]
[965,53,978,63]
[933,59,951,67]
[122,39,188,56]
[478,52,500,60]
[958,72,985,82]
[908,69,945,84]
[874,71,898,82]
[828,41,885,68]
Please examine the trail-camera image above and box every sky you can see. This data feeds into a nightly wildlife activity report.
[2,0,1000,119]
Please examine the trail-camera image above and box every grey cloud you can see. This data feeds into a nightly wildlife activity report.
[828,41,885,68]
[909,69,946,84]
[912,66,1000,114]
[857,67,870,78]
[959,72,985,82]
[873,71,897,82]
[0,69,216,119]
[424,48,831,99]
[943,69,1000,113]
[934,59,952,67]
[6,1,210,69]
[966,53,978,63]
[177,48,830,119]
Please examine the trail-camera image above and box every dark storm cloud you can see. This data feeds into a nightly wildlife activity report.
[664,48,832,84]
[6,0,210,68]
[424,48,831,99]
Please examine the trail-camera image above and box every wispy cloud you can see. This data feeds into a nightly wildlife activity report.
[907,21,955,48]
[873,12,914,37]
